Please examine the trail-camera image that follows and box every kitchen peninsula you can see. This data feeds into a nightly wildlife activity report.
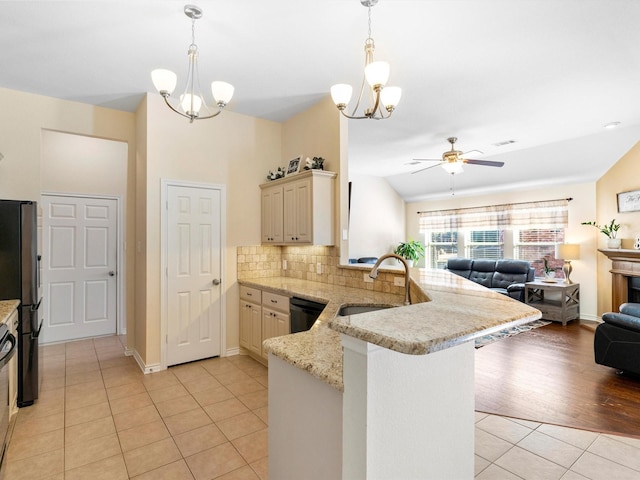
[241,267,541,479]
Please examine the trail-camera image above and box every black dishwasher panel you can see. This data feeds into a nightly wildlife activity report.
[289,297,327,333]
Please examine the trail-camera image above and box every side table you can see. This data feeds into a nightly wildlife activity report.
[524,280,580,326]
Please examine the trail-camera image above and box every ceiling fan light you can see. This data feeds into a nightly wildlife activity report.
[380,86,402,108]
[180,93,202,116]
[441,162,464,175]
[331,84,353,108]
[151,69,177,95]
[364,61,390,88]
[211,81,234,106]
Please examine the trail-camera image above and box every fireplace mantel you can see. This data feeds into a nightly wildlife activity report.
[598,249,640,310]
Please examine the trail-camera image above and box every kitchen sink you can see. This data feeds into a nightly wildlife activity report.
[337,304,396,316]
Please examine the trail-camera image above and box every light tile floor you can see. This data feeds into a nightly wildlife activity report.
[4,335,640,480]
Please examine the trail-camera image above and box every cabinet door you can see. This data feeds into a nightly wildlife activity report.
[261,186,283,244]
[262,308,291,359]
[240,300,261,355]
[283,178,312,243]
[274,310,290,337]
[249,303,262,356]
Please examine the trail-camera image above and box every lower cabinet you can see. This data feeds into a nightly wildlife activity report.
[239,285,290,364]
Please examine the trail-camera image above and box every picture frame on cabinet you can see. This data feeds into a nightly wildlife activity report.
[285,155,303,176]
[617,189,640,213]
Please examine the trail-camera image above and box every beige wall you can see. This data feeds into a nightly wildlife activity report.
[348,173,406,261]
[406,182,599,320]
[595,141,640,314]
[138,93,282,366]
[0,86,137,347]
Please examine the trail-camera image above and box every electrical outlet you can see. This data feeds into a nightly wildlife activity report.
[316,262,322,274]
[394,277,405,287]
[363,273,374,283]
[283,259,287,270]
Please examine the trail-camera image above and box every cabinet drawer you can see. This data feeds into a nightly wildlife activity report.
[262,291,289,313]
[240,286,261,303]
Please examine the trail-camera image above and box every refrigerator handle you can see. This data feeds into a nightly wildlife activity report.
[31,319,43,340]
[30,297,42,311]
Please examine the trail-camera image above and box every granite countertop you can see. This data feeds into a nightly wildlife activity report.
[242,268,541,391]
[0,300,20,324]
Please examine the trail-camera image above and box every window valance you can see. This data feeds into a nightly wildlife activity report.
[418,198,570,232]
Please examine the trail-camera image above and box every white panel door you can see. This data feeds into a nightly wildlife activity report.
[167,185,222,366]
[41,195,117,343]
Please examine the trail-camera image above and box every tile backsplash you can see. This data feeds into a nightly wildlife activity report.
[237,245,407,296]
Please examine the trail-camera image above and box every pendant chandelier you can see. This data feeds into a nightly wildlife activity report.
[331,0,401,120]
[151,4,234,123]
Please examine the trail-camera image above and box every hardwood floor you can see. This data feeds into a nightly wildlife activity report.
[475,319,640,438]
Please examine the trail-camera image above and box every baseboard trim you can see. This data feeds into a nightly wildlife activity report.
[132,350,164,374]
[124,347,134,356]
[226,347,240,357]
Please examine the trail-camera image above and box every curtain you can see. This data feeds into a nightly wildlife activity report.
[418,199,569,232]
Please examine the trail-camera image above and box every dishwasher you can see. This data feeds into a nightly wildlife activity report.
[289,297,327,333]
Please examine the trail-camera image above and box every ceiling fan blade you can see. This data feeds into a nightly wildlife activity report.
[464,159,504,167]
[411,162,443,174]
[411,158,441,163]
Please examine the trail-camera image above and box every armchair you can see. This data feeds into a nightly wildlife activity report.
[594,303,640,375]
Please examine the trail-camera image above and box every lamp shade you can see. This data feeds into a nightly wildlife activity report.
[364,61,390,87]
[180,94,202,116]
[151,69,177,95]
[211,81,234,105]
[380,86,402,108]
[556,243,580,260]
[441,162,464,175]
[331,84,353,107]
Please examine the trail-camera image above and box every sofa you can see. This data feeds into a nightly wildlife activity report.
[446,258,535,301]
[594,303,640,376]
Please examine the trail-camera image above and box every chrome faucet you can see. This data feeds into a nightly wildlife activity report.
[369,254,411,305]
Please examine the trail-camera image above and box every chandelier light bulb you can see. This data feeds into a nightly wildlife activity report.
[151,69,178,96]
[180,93,202,116]
[380,86,402,108]
[364,61,390,88]
[331,84,353,108]
[211,81,234,106]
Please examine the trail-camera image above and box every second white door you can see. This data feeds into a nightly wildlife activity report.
[41,195,118,344]
[167,184,223,366]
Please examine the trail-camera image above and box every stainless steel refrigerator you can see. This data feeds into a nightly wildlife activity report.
[0,200,42,407]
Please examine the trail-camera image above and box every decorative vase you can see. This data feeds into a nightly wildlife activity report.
[607,238,622,249]
[634,237,640,250]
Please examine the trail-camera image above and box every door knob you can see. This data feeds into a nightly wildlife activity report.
[108,271,115,277]
[212,278,221,285]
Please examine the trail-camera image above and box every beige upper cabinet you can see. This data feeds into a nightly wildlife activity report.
[260,170,336,246]
[261,185,284,244]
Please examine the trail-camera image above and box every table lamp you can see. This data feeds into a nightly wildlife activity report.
[556,243,580,284]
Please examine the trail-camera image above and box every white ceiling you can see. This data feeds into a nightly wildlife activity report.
[3,0,640,200]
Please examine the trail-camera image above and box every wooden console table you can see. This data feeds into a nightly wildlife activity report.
[525,280,580,325]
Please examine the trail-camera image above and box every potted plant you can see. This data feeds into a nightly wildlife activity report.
[581,219,621,248]
[542,257,556,281]
[394,240,425,267]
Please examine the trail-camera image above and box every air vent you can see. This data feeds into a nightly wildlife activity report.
[493,140,516,147]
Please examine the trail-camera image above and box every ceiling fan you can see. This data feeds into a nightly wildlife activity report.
[411,137,504,175]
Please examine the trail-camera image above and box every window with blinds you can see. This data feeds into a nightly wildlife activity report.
[514,228,565,277]
[466,230,504,260]
[418,199,570,270]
